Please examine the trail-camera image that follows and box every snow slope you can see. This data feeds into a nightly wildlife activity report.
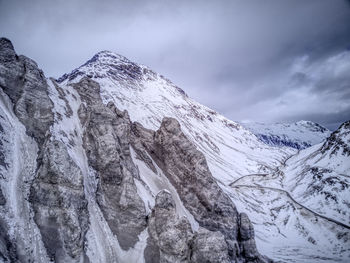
[57,50,350,262]
[58,51,295,184]
[241,120,331,149]
[284,121,350,226]
[0,89,49,262]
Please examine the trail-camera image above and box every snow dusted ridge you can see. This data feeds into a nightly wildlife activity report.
[284,121,350,226]
[241,120,331,149]
[58,50,295,184]
[57,50,350,262]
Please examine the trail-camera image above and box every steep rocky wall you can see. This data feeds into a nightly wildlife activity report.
[29,140,89,261]
[0,37,89,262]
[0,38,53,144]
[145,190,232,263]
[131,117,269,262]
[72,77,147,250]
[145,190,193,263]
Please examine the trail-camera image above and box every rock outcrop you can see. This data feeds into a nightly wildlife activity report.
[144,190,231,263]
[320,121,350,156]
[73,77,147,250]
[132,117,269,262]
[238,213,261,261]
[29,140,89,261]
[145,190,264,263]
[0,188,5,206]
[190,228,230,263]
[0,218,18,262]
[1,37,89,262]
[0,37,53,144]
[145,190,193,263]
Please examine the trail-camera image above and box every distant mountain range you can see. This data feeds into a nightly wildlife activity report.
[240,120,331,149]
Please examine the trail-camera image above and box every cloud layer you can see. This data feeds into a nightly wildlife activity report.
[1,0,349,129]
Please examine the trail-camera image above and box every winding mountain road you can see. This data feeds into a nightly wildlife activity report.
[230,183,350,230]
[229,173,268,187]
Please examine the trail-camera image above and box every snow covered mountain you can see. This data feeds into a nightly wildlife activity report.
[229,121,350,262]
[0,38,275,263]
[57,50,294,185]
[0,38,349,263]
[284,121,350,225]
[241,121,331,149]
[57,50,349,262]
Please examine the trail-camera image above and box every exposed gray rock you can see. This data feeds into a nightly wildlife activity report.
[133,118,239,250]
[0,37,54,144]
[320,120,350,156]
[0,218,18,262]
[190,228,230,263]
[1,38,89,262]
[132,117,268,262]
[30,139,89,262]
[145,190,193,263]
[238,213,271,263]
[72,77,147,250]
[239,213,259,260]
[144,117,239,237]
[0,122,7,169]
[0,38,16,62]
[0,187,5,206]
[145,190,239,263]
[131,122,158,173]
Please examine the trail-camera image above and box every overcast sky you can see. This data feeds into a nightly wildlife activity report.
[1,0,349,130]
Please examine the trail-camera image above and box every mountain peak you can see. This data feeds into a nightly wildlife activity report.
[295,120,329,133]
[86,50,131,65]
[0,37,14,51]
[57,50,140,83]
[338,120,350,132]
[56,50,188,97]
[0,37,16,62]
[320,120,350,156]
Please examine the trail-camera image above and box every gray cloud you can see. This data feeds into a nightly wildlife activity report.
[1,0,349,130]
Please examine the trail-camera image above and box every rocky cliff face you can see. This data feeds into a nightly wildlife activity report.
[132,116,267,262]
[0,38,53,144]
[1,37,89,262]
[73,77,147,251]
[0,38,269,263]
